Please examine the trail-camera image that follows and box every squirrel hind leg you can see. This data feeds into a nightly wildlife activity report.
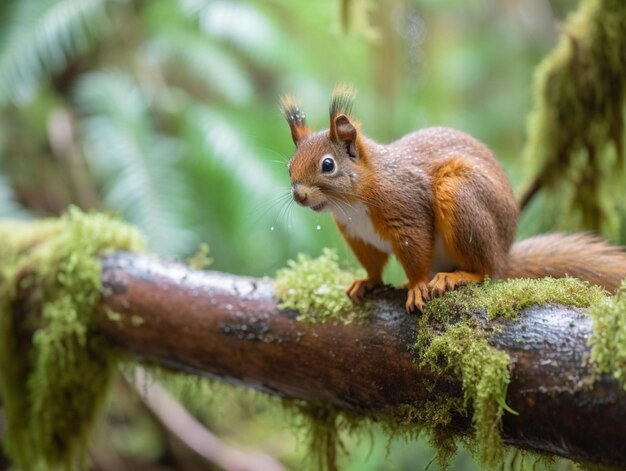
[427,271,484,298]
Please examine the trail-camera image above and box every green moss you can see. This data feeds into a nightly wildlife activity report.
[0,207,145,470]
[426,277,606,321]
[521,0,626,233]
[588,279,626,388]
[274,249,370,324]
[286,401,371,471]
[415,322,511,467]
[186,242,212,270]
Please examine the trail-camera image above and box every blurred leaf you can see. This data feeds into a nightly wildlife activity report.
[75,70,196,255]
[189,0,290,68]
[0,0,109,105]
[191,106,282,196]
[0,176,29,219]
[146,29,253,105]
[0,129,31,218]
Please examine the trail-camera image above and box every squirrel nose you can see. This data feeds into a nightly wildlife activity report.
[292,185,308,204]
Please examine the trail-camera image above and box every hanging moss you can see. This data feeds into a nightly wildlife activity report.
[521,0,626,234]
[423,275,610,466]
[416,277,606,468]
[415,322,511,467]
[292,404,344,471]
[588,279,626,388]
[336,0,378,40]
[0,207,145,470]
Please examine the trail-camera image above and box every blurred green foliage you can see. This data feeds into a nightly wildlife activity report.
[0,0,610,469]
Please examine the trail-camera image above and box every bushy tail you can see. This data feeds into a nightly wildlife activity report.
[505,233,626,293]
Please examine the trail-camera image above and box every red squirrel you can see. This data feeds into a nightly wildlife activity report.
[281,86,626,313]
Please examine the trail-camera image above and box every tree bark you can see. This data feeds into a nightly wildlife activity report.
[98,252,626,468]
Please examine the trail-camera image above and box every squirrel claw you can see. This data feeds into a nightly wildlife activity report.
[427,271,483,298]
[405,282,429,314]
[347,278,382,303]
[427,272,456,298]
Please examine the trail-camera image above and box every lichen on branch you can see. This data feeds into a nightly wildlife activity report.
[0,208,145,470]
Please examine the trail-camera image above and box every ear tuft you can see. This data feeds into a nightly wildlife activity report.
[279,93,311,146]
[329,84,358,144]
[329,84,356,122]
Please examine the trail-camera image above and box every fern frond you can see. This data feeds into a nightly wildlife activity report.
[0,0,109,105]
[189,106,284,195]
[75,70,196,255]
[186,0,287,66]
[146,29,252,105]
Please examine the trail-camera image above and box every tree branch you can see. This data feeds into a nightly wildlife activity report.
[98,252,626,468]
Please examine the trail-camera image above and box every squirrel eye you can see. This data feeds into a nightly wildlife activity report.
[321,157,335,173]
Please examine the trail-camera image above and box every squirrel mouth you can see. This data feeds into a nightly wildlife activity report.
[311,202,327,212]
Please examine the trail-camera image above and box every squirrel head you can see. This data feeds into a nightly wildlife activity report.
[281,85,366,213]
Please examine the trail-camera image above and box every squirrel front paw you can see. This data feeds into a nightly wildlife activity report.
[405,282,430,314]
[346,278,382,303]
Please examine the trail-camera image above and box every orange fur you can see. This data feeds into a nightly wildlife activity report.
[430,158,490,288]
[432,159,472,267]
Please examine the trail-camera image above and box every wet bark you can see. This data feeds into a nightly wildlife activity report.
[98,252,626,468]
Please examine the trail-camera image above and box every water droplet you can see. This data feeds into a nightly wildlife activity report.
[316,224,321,230]
[270,226,275,231]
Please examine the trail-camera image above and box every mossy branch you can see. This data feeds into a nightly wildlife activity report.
[1,214,625,470]
[96,252,626,469]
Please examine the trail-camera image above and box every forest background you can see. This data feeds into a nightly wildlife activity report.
[0,0,622,469]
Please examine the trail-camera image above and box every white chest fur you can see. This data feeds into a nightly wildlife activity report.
[330,202,458,275]
[330,202,393,254]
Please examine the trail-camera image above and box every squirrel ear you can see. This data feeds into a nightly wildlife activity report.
[332,114,358,159]
[279,94,311,146]
[334,114,356,142]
